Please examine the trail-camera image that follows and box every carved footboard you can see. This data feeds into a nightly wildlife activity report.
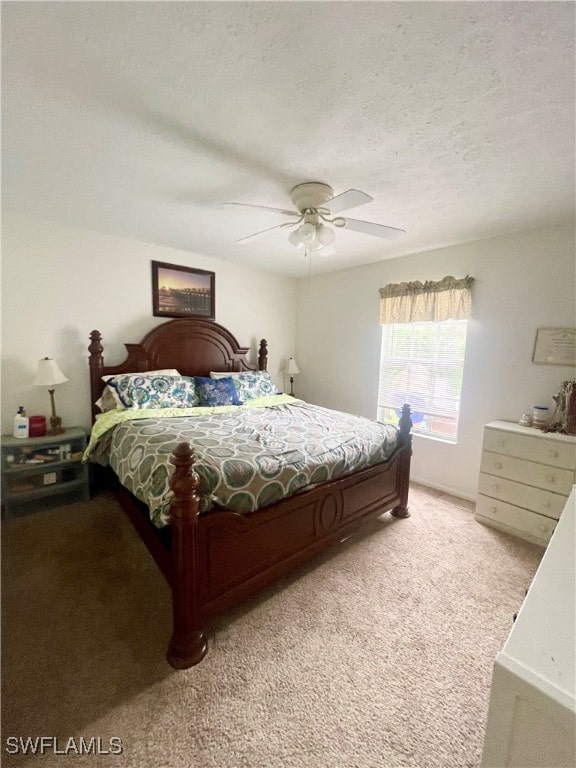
[167,405,412,669]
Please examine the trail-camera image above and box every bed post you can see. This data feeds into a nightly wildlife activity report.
[166,442,208,669]
[88,330,104,424]
[391,403,412,519]
[258,339,268,371]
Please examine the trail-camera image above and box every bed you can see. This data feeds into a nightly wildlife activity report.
[87,318,412,669]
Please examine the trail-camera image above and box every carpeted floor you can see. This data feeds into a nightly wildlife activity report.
[2,483,542,768]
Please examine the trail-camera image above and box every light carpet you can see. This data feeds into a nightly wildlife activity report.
[2,483,542,768]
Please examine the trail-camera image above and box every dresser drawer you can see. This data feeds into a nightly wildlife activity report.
[480,451,575,495]
[483,428,576,470]
[475,494,557,544]
[478,473,566,520]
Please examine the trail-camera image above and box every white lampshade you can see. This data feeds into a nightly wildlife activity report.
[285,357,300,376]
[33,357,69,387]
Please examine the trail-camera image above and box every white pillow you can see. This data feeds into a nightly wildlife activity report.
[97,384,123,413]
[96,369,181,412]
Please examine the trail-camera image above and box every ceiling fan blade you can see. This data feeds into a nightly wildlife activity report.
[323,189,373,215]
[223,202,297,216]
[236,222,291,244]
[343,218,406,240]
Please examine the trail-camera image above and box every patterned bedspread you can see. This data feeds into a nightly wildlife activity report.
[85,395,399,527]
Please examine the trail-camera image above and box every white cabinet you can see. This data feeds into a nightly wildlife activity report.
[481,488,576,767]
[475,421,576,545]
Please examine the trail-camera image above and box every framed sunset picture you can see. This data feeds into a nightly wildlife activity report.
[151,261,215,320]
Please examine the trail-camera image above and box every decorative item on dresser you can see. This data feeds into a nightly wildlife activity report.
[87,317,413,669]
[549,379,576,435]
[475,421,576,546]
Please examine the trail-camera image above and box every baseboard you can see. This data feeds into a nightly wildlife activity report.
[410,476,476,503]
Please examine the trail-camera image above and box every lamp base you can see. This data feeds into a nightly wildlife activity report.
[50,415,65,435]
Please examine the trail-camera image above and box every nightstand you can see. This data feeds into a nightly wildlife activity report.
[1,427,90,518]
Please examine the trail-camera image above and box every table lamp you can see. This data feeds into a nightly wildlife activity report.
[285,357,300,397]
[33,357,69,435]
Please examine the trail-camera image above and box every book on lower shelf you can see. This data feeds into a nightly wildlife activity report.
[7,468,78,494]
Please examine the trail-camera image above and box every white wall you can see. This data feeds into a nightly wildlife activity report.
[1,212,297,432]
[295,224,576,500]
[3,215,574,501]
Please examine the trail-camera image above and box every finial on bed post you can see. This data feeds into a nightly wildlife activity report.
[397,403,413,449]
[258,339,268,371]
[391,403,412,519]
[88,330,104,424]
[167,442,208,669]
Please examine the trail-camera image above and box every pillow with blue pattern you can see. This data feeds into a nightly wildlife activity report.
[107,374,199,409]
[96,368,181,412]
[209,370,279,402]
[194,376,242,406]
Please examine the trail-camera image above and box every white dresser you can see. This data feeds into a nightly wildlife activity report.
[481,488,576,767]
[475,420,576,546]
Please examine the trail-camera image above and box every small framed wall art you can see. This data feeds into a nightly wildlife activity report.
[152,261,215,320]
[532,327,576,366]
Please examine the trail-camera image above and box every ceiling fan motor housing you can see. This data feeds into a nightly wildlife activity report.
[290,182,334,213]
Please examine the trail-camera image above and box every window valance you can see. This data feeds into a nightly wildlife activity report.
[379,275,474,325]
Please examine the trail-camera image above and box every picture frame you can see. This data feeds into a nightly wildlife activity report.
[532,327,576,366]
[151,261,215,320]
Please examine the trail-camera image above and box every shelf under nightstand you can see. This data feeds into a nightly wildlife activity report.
[1,426,90,518]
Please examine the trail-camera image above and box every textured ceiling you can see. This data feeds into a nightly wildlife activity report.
[2,2,575,277]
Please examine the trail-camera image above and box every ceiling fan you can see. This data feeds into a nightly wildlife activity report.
[224,182,405,255]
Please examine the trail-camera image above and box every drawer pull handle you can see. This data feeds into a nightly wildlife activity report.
[489,506,497,514]
[547,450,558,458]
[545,474,556,483]
[491,484,499,492]
[494,462,503,470]
[537,524,548,532]
[542,500,551,508]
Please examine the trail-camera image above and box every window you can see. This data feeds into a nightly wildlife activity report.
[377,319,468,441]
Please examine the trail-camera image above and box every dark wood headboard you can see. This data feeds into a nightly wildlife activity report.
[88,318,268,424]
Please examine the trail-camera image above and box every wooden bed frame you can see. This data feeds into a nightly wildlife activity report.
[88,318,412,669]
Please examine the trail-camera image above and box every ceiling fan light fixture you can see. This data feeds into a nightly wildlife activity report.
[288,230,304,249]
[298,222,316,242]
[316,223,335,245]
